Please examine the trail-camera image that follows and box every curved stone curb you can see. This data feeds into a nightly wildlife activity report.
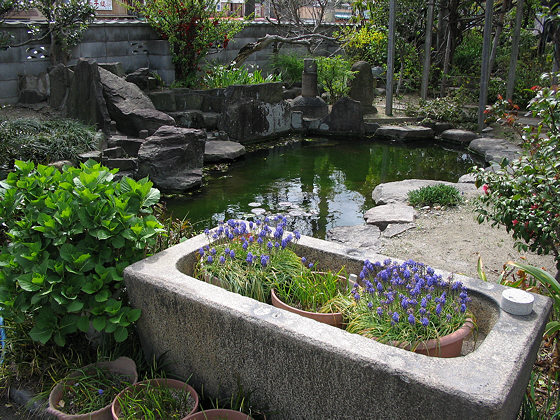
[468,137,522,164]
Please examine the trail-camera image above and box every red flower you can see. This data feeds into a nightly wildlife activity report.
[530,85,541,91]
[482,184,489,195]
[512,219,519,226]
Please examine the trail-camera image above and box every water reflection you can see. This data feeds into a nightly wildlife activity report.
[165,138,479,238]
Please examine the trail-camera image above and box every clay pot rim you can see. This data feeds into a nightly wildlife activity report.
[47,356,138,419]
[393,318,475,353]
[111,377,199,420]
[185,408,254,420]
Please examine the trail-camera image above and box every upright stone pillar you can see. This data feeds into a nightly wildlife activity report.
[301,59,319,97]
[349,61,377,115]
[291,58,328,119]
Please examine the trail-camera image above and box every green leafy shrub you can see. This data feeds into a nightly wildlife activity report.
[200,64,281,89]
[337,25,388,66]
[405,96,476,125]
[269,52,305,86]
[474,76,560,278]
[407,184,462,207]
[316,56,356,103]
[0,118,98,168]
[0,160,164,346]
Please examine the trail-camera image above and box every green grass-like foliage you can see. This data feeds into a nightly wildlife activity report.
[405,96,476,125]
[194,218,310,303]
[55,366,132,415]
[117,380,196,420]
[195,241,303,303]
[407,184,462,207]
[0,118,97,167]
[274,269,347,313]
[200,64,281,89]
[0,160,164,346]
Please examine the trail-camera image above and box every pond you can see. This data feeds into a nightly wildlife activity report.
[165,137,479,238]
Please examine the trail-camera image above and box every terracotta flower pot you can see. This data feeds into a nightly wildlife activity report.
[185,408,254,420]
[271,288,344,328]
[395,318,475,358]
[47,356,138,420]
[111,378,199,420]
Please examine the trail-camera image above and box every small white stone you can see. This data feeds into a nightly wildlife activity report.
[248,202,262,207]
[501,288,534,316]
[251,208,266,215]
[278,201,292,207]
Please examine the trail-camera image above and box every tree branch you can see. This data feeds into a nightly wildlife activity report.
[231,32,336,66]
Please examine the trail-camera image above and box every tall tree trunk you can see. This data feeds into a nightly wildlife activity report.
[421,0,435,99]
[440,27,453,96]
[489,0,512,76]
[506,0,525,100]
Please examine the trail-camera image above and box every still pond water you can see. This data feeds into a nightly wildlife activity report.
[165,137,478,239]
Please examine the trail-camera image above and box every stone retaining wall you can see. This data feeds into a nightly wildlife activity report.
[0,20,338,104]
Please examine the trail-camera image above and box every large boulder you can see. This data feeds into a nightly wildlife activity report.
[348,61,376,114]
[48,64,73,110]
[137,125,205,193]
[66,59,111,134]
[218,83,291,143]
[18,73,49,104]
[321,97,363,135]
[98,67,175,136]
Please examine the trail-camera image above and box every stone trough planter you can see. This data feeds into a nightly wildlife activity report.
[124,232,551,420]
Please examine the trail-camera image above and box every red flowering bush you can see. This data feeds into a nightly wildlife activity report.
[474,74,560,279]
[131,0,242,85]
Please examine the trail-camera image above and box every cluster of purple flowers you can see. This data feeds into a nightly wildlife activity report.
[199,217,302,270]
[352,258,470,328]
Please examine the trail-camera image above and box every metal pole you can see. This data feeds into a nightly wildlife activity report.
[386,0,396,116]
[421,0,435,99]
[478,0,494,131]
[506,0,524,100]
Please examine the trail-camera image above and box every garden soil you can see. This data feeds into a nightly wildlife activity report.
[380,200,558,281]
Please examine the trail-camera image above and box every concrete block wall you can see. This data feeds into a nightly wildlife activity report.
[0,20,338,104]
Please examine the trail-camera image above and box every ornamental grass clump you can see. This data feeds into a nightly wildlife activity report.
[340,259,472,349]
[274,268,348,313]
[194,217,306,302]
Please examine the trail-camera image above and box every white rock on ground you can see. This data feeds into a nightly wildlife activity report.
[371,179,478,205]
[364,203,417,228]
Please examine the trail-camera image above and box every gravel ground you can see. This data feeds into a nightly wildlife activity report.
[380,199,557,281]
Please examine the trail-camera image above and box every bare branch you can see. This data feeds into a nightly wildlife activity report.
[231,32,336,66]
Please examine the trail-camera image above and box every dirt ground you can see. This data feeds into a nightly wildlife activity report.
[380,199,558,281]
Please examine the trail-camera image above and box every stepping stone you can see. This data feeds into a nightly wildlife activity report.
[326,224,382,253]
[204,141,246,163]
[458,173,476,184]
[374,125,434,141]
[372,179,478,205]
[468,137,522,164]
[248,202,262,207]
[440,129,478,145]
[381,223,416,238]
[278,201,293,207]
[364,203,417,230]
[251,208,266,215]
